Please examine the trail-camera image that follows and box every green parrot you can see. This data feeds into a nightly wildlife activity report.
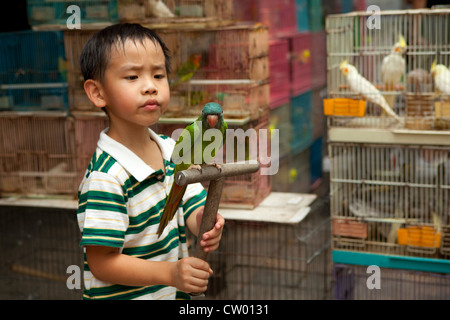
[170,53,202,87]
[157,102,228,237]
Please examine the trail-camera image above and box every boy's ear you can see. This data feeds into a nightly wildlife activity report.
[84,79,107,109]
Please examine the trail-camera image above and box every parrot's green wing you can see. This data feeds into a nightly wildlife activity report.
[171,117,202,173]
[157,118,202,238]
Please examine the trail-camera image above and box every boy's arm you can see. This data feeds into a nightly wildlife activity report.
[85,245,212,292]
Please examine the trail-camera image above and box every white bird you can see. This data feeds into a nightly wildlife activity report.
[431,61,450,95]
[148,0,175,18]
[381,35,407,108]
[340,60,404,124]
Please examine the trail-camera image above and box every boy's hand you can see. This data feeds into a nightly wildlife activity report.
[172,257,212,293]
[196,208,225,253]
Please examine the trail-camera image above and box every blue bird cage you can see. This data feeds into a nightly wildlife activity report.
[26,0,118,28]
[0,30,69,112]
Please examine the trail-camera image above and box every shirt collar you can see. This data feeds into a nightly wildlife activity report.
[97,127,172,182]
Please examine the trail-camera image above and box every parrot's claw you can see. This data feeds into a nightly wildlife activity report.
[204,162,222,172]
[188,164,203,173]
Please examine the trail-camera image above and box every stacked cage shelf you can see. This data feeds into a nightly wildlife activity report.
[325,8,450,299]
[0,0,340,299]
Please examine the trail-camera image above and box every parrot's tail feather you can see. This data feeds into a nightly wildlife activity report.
[157,183,187,238]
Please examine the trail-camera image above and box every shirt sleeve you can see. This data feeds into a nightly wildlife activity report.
[181,182,207,220]
[77,171,129,248]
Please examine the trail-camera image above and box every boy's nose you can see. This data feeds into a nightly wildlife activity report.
[142,77,158,95]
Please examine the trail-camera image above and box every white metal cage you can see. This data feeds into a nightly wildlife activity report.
[329,141,450,258]
[333,263,450,300]
[325,9,450,129]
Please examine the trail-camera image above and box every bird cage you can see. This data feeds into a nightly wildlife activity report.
[119,0,233,22]
[156,23,269,119]
[63,30,97,113]
[329,141,450,259]
[27,0,118,29]
[63,23,269,119]
[0,113,78,196]
[0,207,83,299]
[190,193,332,300]
[333,263,450,300]
[325,9,450,130]
[233,0,298,39]
[0,30,68,112]
[269,38,291,108]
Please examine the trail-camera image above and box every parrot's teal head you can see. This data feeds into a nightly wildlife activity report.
[202,102,223,129]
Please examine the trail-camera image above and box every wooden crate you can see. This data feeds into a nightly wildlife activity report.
[0,112,77,196]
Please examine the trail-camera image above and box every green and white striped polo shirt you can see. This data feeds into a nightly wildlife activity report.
[77,128,206,300]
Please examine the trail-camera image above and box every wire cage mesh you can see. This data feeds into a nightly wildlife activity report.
[188,195,332,300]
[119,0,234,22]
[0,206,83,300]
[63,23,269,119]
[0,30,68,112]
[329,141,450,259]
[0,113,78,196]
[27,0,119,28]
[158,23,269,120]
[325,9,450,129]
[333,263,450,300]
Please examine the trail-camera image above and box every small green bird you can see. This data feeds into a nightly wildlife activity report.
[171,53,202,87]
[157,102,227,237]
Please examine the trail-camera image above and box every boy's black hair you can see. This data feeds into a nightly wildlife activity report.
[80,23,171,82]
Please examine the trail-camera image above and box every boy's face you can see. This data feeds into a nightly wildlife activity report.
[100,38,170,129]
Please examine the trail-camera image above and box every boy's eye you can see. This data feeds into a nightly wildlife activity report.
[125,75,138,80]
[154,74,165,79]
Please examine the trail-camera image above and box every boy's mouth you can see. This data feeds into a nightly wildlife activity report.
[141,99,159,111]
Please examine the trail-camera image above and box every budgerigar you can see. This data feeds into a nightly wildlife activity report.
[157,102,227,237]
[170,53,202,87]
[339,60,403,124]
[381,35,407,108]
[431,61,450,95]
[148,0,175,18]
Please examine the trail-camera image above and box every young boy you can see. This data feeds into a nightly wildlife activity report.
[77,23,225,300]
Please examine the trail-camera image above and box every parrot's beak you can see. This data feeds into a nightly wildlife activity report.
[207,114,218,128]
